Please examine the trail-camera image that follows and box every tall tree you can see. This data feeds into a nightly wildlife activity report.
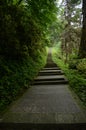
[60,0,82,62]
[79,0,86,58]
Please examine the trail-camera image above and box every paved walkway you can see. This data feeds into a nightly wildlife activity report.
[0,49,86,129]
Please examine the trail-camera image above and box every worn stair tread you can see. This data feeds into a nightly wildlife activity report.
[35,75,66,80]
[33,80,68,85]
[40,70,62,73]
[45,65,57,67]
[35,75,67,81]
[39,72,64,75]
[43,67,60,70]
[35,78,65,81]
[0,123,86,130]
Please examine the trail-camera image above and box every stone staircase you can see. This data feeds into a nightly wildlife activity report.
[0,49,86,130]
[33,53,68,85]
[34,67,68,85]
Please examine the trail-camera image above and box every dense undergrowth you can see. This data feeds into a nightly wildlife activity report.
[0,1,56,114]
[52,47,86,107]
[0,48,47,113]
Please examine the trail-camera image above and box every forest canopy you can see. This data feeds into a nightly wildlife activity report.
[0,0,57,59]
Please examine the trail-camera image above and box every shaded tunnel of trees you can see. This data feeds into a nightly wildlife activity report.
[0,0,86,112]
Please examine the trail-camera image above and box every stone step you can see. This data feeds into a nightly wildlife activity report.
[35,75,66,80]
[35,77,65,81]
[33,79,68,85]
[43,67,60,70]
[45,64,57,68]
[39,71,64,76]
[40,70,62,73]
[0,123,86,130]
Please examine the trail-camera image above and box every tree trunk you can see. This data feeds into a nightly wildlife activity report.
[79,0,86,58]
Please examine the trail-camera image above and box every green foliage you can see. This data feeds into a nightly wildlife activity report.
[77,58,86,74]
[0,3,42,59]
[0,49,47,112]
[60,0,82,62]
[70,0,81,5]
[0,0,57,59]
[26,0,57,28]
[0,0,56,113]
[64,70,86,106]
[68,59,79,69]
[68,58,86,76]
[52,47,86,107]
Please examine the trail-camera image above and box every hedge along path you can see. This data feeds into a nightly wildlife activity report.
[0,48,86,129]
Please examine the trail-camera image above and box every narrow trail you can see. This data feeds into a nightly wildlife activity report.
[0,49,86,129]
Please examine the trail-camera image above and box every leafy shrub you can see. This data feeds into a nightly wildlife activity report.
[52,48,86,106]
[0,3,44,60]
[65,70,86,105]
[0,49,47,113]
[76,58,86,74]
[68,59,79,69]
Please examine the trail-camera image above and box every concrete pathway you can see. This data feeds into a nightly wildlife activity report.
[0,49,86,129]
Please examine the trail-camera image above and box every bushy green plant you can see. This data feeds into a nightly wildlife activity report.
[68,59,79,69]
[52,48,86,106]
[0,49,47,113]
[76,58,86,74]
